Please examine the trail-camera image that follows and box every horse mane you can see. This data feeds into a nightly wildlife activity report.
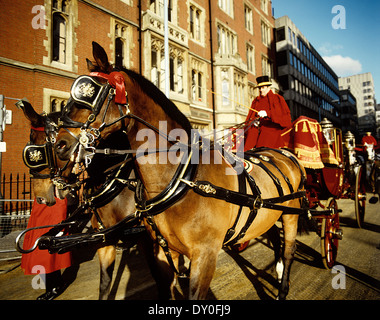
[120,68,192,135]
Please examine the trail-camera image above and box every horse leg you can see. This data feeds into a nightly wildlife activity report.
[189,247,219,300]
[137,234,178,299]
[266,224,285,283]
[277,214,298,300]
[265,224,283,271]
[97,245,116,300]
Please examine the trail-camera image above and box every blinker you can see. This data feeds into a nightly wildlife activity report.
[22,143,52,172]
[70,75,109,114]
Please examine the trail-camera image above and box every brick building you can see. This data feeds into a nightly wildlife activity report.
[0,0,275,179]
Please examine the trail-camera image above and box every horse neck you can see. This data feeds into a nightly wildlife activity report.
[128,108,190,195]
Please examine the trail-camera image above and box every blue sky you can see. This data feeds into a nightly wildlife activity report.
[271,0,380,95]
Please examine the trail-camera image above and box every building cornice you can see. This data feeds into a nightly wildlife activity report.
[0,56,78,79]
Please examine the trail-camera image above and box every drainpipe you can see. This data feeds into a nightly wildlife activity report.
[164,0,170,98]
[138,0,142,75]
[208,0,216,130]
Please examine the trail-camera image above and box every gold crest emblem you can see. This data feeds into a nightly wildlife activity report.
[78,83,95,97]
[29,150,43,162]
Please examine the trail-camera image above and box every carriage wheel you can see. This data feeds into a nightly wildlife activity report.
[355,165,366,228]
[320,198,342,269]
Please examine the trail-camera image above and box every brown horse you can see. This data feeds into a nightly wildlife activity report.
[54,42,306,300]
[19,101,163,300]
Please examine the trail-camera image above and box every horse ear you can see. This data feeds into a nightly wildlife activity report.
[92,41,112,73]
[16,100,44,128]
[86,58,96,72]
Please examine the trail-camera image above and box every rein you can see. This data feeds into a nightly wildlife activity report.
[20,71,323,276]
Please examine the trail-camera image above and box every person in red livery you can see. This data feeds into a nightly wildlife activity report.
[244,76,292,151]
[361,131,377,150]
[21,198,72,300]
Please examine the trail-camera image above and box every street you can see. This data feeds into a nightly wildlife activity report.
[0,199,379,300]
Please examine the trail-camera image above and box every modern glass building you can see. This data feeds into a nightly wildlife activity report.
[275,16,341,127]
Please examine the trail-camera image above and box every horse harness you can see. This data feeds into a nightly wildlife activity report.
[19,72,310,275]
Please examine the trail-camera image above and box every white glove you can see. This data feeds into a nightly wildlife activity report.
[257,110,268,118]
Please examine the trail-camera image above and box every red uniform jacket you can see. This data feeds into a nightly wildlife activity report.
[244,90,292,151]
[21,198,72,275]
[361,135,377,147]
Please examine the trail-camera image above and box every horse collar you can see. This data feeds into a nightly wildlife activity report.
[135,131,200,215]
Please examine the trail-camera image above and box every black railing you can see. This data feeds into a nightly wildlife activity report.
[0,173,33,238]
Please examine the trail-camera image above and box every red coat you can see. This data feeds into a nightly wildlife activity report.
[244,90,292,151]
[21,198,72,275]
[361,135,377,147]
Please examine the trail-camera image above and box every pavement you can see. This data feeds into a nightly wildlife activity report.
[0,199,379,301]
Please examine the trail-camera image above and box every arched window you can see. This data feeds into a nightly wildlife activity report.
[115,37,124,69]
[51,99,58,112]
[52,13,66,63]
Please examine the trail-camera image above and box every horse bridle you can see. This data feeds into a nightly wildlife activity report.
[58,71,195,169]
[20,105,65,180]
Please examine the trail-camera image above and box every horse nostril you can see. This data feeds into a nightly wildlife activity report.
[36,197,47,205]
[55,140,67,153]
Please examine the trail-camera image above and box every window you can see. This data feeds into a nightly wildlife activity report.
[160,50,166,90]
[45,0,77,71]
[190,5,201,41]
[261,55,272,78]
[51,98,67,112]
[151,38,185,95]
[151,49,159,86]
[113,20,131,69]
[217,24,237,55]
[261,0,269,14]
[115,37,123,69]
[244,5,253,33]
[43,88,70,113]
[150,0,163,17]
[177,59,183,94]
[191,70,204,102]
[150,0,173,21]
[170,56,175,91]
[52,1,69,63]
[52,14,66,63]
[222,80,229,106]
[234,72,245,110]
[261,21,271,46]
[218,0,233,16]
[246,44,255,73]
[276,27,285,42]
[198,73,203,101]
[170,53,185,94]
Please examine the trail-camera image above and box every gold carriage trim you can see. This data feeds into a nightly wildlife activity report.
[282,116,339,169]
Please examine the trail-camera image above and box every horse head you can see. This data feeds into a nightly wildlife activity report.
[18,100,74,206]
[54,41,192,173]
[54,42,131,163]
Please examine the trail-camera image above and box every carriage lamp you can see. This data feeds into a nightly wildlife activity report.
[343,131,356,150]
[320,118,334,144]
[344,131,357,166]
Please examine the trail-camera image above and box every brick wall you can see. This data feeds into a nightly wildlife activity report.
[0,0,276,181]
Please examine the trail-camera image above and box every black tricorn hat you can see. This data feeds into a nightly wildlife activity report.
[255,75,272,88]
